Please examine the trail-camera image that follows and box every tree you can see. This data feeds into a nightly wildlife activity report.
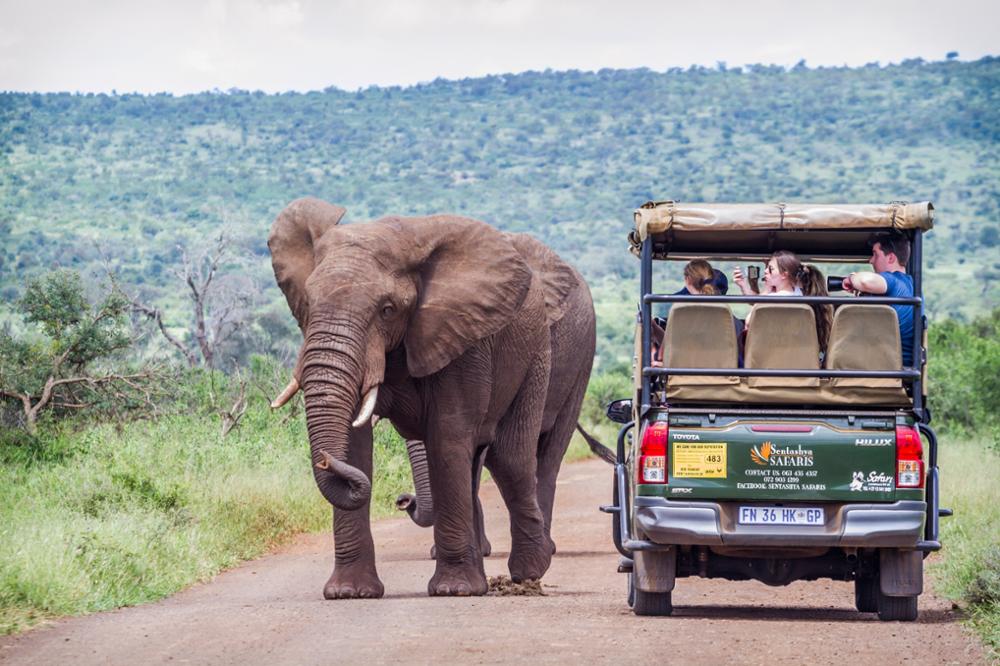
[0,270,159,434]
[132,233,255,368]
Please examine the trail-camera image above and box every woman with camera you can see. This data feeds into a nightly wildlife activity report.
[734,250,832,352]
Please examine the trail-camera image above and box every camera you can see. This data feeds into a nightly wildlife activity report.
[827,275,847,292]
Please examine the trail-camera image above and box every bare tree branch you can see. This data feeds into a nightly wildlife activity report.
[130,298,198,367]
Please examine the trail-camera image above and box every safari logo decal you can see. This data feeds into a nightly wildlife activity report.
[849,471,894,492]
[750,441,772,465]
[750,441,814,468]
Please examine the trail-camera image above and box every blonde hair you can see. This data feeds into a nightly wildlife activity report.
[684,260,719,295]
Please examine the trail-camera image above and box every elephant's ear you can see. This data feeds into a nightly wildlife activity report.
[402,216,533,378]
[268,197,346,330]
[504,232,578,325]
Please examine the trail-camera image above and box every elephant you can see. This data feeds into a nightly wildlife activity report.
[268,197,596,598]
[394,231,603,556]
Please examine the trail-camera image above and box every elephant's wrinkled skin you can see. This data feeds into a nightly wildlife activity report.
[396,232,598,557]
[269,197,594,598]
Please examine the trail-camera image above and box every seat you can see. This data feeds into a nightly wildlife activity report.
[661,304,739,387]
[745,304,820,387]
[825,304,902,388]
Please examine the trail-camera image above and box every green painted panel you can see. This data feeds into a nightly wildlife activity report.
[656,421,899,501]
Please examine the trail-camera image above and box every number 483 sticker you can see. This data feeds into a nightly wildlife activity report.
[672,443,727,478]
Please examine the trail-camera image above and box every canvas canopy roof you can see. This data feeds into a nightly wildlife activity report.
[631,201,935,261]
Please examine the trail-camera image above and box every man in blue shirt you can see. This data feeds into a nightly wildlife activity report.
[842,234,915,366]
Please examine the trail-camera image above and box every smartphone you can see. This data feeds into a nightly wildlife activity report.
[748,265,760,281]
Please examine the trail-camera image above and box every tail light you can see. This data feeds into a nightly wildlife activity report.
[638,421,668,484]
[895,424,924,488]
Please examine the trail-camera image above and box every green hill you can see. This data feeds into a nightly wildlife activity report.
[2,57,998,367]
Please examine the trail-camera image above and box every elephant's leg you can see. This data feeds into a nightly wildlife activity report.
[425,432,488,597]
[324,422,384,599]
[488,357,551,582]
[472,446,492,557]
[535,376,589,555]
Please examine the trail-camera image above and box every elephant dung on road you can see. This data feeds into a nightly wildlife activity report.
[268,197,596,598]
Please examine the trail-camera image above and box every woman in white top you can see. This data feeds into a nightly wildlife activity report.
[734,250,832,351]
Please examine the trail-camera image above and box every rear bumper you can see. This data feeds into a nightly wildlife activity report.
[633,497,927,548]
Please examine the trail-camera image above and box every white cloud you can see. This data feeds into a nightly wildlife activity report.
[0,0,995,93]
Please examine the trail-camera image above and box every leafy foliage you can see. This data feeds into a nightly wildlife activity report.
[0,270,154,432]
[2,57,999,372]
[928,308,1000,444]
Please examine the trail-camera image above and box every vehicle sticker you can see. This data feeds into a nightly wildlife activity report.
[854,437,892,447]
[849,471,894,492]
[750,441,815,468]
[672,443,727,478]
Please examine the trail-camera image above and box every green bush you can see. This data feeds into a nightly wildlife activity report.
[580,363,632,430]
[928,308,1000,447]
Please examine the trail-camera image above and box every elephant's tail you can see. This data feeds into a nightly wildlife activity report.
[575,424,616,465]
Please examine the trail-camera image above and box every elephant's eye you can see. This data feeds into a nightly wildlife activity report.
[381,302,395,319]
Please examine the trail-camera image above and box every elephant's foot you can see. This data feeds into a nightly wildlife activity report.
[429,534,491,560]
[323,564,384,600]
[428,561,488,597]
[508,541,553,583]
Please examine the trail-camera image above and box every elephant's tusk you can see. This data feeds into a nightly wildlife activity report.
[351,386,379,428]
[371,414,380,427]
[270,378,300,409]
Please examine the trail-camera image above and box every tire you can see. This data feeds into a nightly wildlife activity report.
[632,588,673,616]
[877,592,918,621]
[854,576,878,613]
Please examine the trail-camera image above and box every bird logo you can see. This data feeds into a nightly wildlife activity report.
[750,441,772,466]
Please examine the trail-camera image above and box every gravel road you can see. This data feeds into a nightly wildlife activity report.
[0,458,985,665]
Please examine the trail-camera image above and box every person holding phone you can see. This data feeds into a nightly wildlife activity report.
[736,251,832,352]
[732,264,762,294]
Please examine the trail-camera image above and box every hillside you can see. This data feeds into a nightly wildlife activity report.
[2,57,998,367]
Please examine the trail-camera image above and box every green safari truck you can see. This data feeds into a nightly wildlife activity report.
[604,201,943,620]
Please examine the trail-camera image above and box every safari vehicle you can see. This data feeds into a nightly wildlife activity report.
[602,201,945,620]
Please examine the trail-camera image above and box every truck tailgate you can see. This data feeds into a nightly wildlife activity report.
[666,418,897,502]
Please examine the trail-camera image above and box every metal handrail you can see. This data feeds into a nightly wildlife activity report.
[644,367,919,379]
[644,294,920,306]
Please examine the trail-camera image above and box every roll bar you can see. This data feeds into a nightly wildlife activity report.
[637,230,928,422]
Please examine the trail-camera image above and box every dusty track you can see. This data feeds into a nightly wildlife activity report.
[0,458,984,665]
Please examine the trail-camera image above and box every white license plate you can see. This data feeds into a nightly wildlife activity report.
[738,506,825,525]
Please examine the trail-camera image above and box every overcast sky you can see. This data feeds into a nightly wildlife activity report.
[1,0,996,94]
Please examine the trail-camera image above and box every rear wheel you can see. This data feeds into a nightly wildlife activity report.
[854,576,878,613]
[633,587,673,616]
[877,592,918,621]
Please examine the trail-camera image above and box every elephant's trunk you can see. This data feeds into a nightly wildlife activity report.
[396,439,435,527]
[302,318,374,511]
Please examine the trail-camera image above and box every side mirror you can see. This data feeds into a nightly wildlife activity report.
[605,398,633,424]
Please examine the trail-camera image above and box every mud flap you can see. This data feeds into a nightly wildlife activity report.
[634,548,676,593]
[879,549,923,596]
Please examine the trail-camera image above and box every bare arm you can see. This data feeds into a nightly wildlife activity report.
[842,271,888,295]
[732,267,755,295]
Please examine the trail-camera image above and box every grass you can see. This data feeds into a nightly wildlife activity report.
[933,432,1000,659]
[0,393,416,635]
[0,368,618,637]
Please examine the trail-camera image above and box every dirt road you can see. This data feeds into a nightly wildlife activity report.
[0,458,985,665]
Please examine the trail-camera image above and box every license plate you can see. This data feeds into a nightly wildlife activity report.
[738,506,825,525]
